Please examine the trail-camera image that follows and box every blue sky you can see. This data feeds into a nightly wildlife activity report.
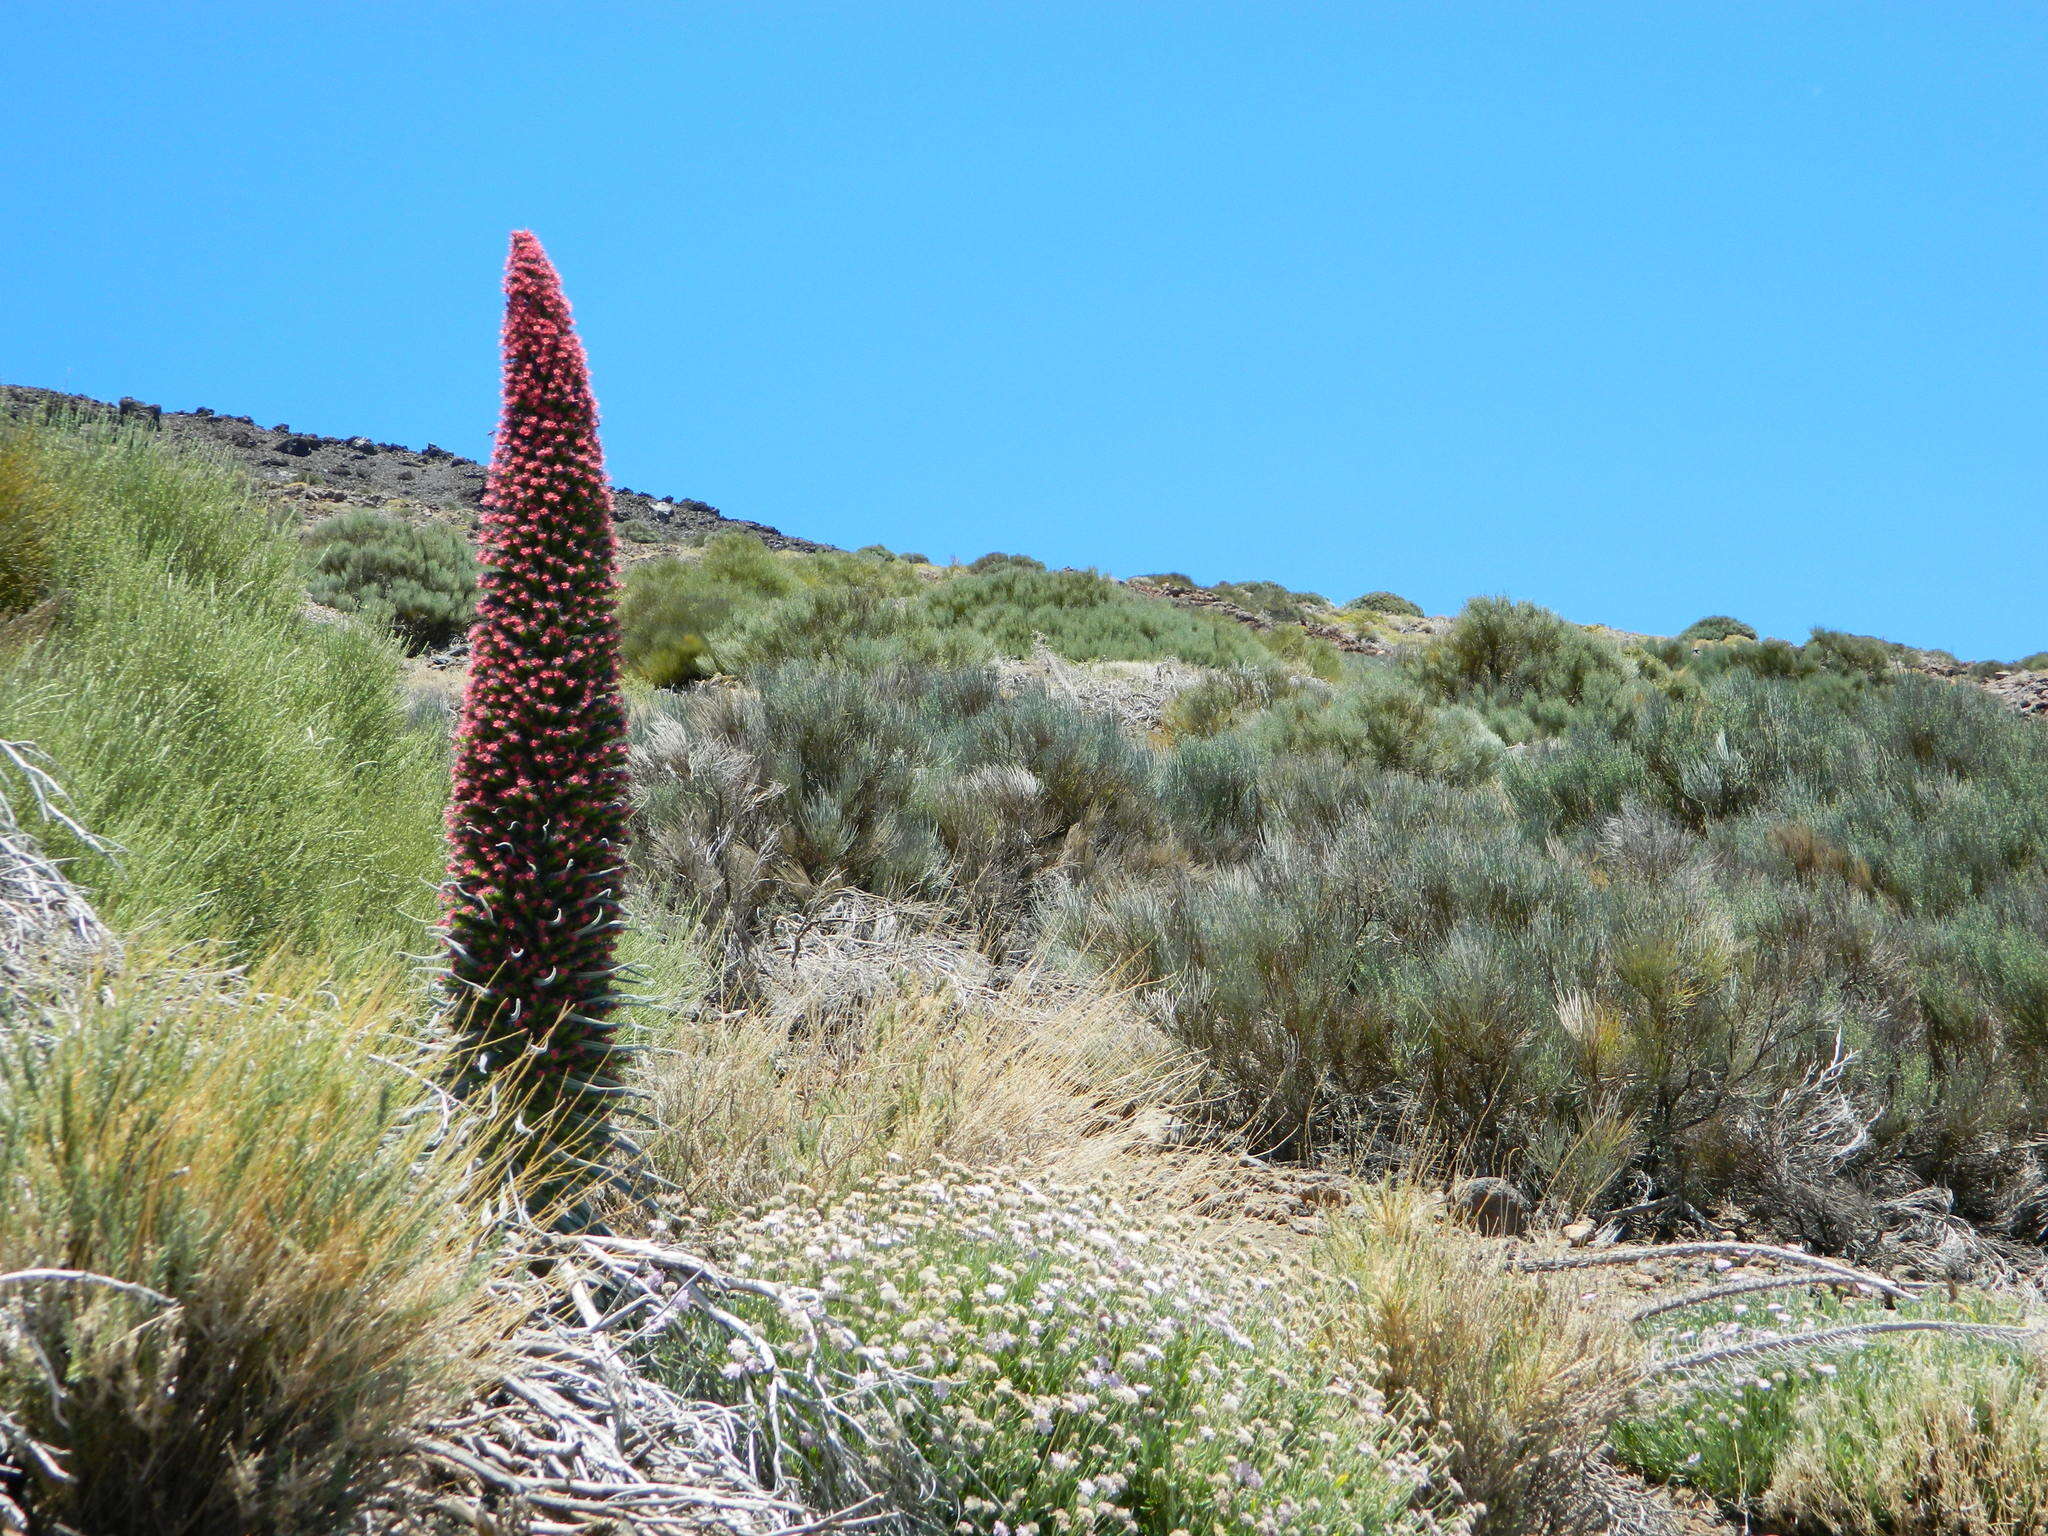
[7,4,2044,657]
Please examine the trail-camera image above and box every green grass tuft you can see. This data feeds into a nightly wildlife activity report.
[0,418,446,969]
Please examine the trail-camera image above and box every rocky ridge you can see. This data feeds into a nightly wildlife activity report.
[0,383,830,552]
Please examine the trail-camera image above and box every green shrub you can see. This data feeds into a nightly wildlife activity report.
[718,584,992,674]
[1238,670,1501,784]
[1158,665,1306,740]
[2018,650,2048,671]
[1208,577,1329,622]
[917,565,1294,670]
[670,1174,1464,1536]
[627,537,1341,684]
[0,420,446,966]
[620,536,939,686]
[1803,627,1901,680]
[304,508,478,652]
[1678,614,1756,643]
[1251,619,1346,679]
[1133,570,1196,589]
[696,528,809,598]
[1349,591,1424,619]
[1408,597,1631,741]
[966,550,1046,575]
[0,961,509,1536]
[620,555,736,685]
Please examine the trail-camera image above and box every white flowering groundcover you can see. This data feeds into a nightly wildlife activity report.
[662,1171,1472,1536]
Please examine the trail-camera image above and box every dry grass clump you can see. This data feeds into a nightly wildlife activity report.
[0,958,514,1536]
[640,963,1194,1216]
[673,1171,1469,1536]
[1616,1283,2048,1535]
[1311,1183,1640,1536]
[1760,1337,2048,1535]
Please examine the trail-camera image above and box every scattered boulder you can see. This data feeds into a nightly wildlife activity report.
[1450,1176,1528,1237]
[1982,669,2048,718]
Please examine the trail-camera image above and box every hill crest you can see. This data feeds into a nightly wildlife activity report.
[0,382,831,553]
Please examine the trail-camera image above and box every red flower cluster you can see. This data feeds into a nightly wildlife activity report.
[446,231,632,1126]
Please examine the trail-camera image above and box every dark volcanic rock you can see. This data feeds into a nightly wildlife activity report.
[0,382,831,552]
[1450,1176,1529,1237]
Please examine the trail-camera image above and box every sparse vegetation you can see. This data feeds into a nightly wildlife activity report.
[618,577,2048,1248]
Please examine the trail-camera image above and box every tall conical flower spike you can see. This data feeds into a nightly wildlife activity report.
[445,231,632,1162]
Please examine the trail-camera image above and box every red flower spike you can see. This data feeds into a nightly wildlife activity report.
[446,231,631,1141]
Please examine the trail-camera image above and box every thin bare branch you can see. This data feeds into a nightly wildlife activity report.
[1648,1319,2040,1378]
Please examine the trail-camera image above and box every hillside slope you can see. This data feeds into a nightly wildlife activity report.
[0,382,830,551]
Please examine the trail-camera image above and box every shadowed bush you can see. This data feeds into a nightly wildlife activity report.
[619,555,737,685]
[0,439,62,616]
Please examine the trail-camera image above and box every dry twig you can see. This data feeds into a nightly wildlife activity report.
[403,1224,897,1536]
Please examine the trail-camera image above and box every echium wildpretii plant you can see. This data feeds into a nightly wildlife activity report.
[446,231,635,1192]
